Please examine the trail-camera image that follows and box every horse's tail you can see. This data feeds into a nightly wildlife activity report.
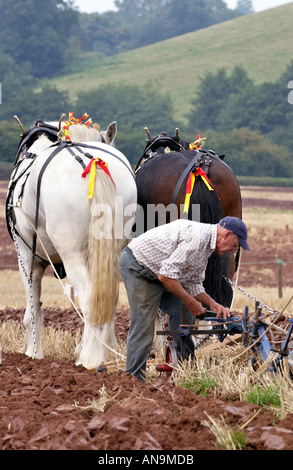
[188,175,222,224]
[189,177,233,307]
[87,168,120,326]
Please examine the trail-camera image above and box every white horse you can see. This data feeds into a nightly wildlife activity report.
[6,115,137,369]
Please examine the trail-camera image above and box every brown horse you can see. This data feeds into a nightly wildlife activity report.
[133,130,242,308]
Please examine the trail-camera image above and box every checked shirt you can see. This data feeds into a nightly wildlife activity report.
[129,219,217,297]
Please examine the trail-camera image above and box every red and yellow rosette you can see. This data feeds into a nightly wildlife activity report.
[81,157,115,199]
[63,112,95,141]
[189,135,206,150]
[183,167,219,213]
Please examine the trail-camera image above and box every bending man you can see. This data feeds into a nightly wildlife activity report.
[119,216,250,382]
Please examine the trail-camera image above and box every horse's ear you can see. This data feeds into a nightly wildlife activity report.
[106,121,117,144]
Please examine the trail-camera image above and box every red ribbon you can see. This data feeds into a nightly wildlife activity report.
[194,167,215,190]
[81,158,115,186]
[81,158,115,199]
[185,167,220,203]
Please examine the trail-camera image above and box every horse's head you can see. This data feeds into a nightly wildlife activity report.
[99,121,117,146]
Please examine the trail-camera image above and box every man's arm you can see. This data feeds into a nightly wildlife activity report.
[158,275,230,319]
[158,275,205,316]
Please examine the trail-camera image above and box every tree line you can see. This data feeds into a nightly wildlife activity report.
[186,62,293,178]
[79,0,243,56]
[1,61,293,180]
[1,0,292,181]
[0,0,248,79]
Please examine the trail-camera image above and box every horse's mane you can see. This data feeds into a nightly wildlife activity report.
[18,120,101,151]
[63,123,101,142]
[45,118,102,143]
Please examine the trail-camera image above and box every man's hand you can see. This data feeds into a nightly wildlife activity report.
[186,298,206,316]
[195,293,231,320]
[158,275,205,315]
[208,301,231,320]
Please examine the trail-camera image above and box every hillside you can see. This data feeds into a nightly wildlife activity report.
[48,3,293,124]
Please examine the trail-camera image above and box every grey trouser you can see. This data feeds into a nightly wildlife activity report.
[119,248,193,382]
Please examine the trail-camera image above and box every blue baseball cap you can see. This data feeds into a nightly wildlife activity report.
[219,216,250,251]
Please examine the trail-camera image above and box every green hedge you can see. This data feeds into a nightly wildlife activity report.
[237,176,293,187]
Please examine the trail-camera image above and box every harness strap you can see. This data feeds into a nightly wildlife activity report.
[67,142,136,182]
[33,141,68,253]
[170,151,204,205]
[14,125,58,165]
[144,135,185,156]
[65,145,88,169]
[6,159,36,239]
[46,140,135,181]
[134,136,185,173]
[8,139,134,263]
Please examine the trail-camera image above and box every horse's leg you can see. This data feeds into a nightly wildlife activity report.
[19,249,46,359]
[76,318,118,370]
[62,256,118,370]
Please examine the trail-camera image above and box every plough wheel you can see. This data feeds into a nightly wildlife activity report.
[156,344,178,377]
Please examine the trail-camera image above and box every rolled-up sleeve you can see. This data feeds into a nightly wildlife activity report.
[182,277,205,297]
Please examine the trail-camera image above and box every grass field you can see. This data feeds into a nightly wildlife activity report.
[48,3,293,124]
[240,188,293,245]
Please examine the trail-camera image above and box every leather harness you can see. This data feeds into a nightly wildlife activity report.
[6,123,135,268]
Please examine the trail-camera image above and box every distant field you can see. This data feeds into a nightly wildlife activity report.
[241,187,293,202]
[241,186,293,230]
[48,4,293,124]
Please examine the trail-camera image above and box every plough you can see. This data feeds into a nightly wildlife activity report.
[156,302,293,377]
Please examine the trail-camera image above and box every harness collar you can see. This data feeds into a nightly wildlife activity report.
[15,121,59,165]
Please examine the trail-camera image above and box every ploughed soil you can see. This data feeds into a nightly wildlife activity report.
[1,182,293,451]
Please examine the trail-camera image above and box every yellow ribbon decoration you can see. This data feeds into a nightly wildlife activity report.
[183,173,195,213]
[88,160,97,199]
[183,168,217,213]
[81,157,115,199]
